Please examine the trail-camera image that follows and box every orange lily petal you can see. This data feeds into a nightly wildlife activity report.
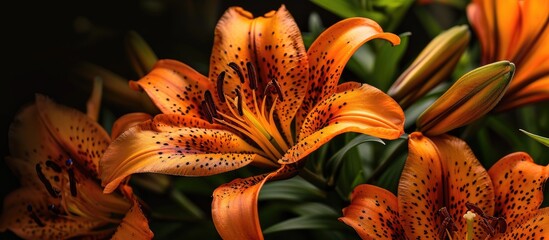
[431,134,495,239]
[493,0,520,60]
[497,207,549,239]
[7,104,67,191]
[209,5,309,142]
[0,188,103,239]
[339,184,405,239]
[467,0,495,64]
[497,76,549,111]
[110,112,152,140]
[100,114,267,193]
[111,186,153,240]
[398,132,443,239]
[298,17,400,128]
[513,0,549,62]
[130,59,214,117]
[211,164,298,240]
[280,83,404,164]
[488,152,549,228]
[35,94,111,178]
[508,27,549,94]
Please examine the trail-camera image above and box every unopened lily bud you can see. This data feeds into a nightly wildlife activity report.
[125,31,158,77]
[417,60,514,136]
[388,25,470,108]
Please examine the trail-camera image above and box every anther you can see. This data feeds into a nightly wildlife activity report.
[217,71,226,103]
[36,164,60,198]
[45,160,62,173]
[201,100,213,124]
[27,205,45,227]
[65,159,77,197]
[235,89,243,116]
[228,62,245,84]
[246,62,257,90]
[204,90,220,119]
[264,78,284,101]
[437,207,457,240]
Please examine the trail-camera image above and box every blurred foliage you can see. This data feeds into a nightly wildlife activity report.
[3,0,548,239]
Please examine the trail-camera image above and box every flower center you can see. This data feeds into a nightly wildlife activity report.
[35,158,129,226]
[201,61,290,162]
[437,203,507,240]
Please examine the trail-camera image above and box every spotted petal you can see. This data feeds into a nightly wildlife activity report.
[100,114,268,193]
[7,104,66,190]
[497,208,549,239]
[488,152,549,228]
[130,59,214,118]
[210,5,309,141]
[431,134,495,239]
[211,164,297,240]
[339,184,405,240]
[298,17,400,128]
[398,132,444,239]
[0,188,103,239]
[280,83,404,164]
[36,94,111,178]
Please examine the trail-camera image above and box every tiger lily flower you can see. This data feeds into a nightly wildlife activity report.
[0,93,153,239]
[467,0,549,111]
[340,132,549,239]
[99,5,405,239]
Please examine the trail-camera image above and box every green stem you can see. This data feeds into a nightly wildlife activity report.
[170,188,205,220]
[299,167,329,190]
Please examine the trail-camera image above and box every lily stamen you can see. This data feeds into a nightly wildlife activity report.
[36,164,60,198]
[466,202,507,236]
[228,62,245,83]
[438,207,457,240]
[246,61,257,90]
[45,160,62,173]
[217,71,226,102]
[66,159,77,197]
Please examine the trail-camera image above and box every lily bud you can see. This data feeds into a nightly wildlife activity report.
[417,60,515,136]
[125,31,158,77]
[388,25,470,108]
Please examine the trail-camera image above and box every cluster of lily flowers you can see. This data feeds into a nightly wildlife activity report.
[2,0,548,239]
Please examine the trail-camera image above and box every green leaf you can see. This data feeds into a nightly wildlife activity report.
[259,176,326,201]
[263,215,347,234]
[326,135,384,173]
[371,32,410,91]
[519,129,549,147]
[291,202,339,216]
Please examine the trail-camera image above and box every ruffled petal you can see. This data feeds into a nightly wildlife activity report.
[298,17,400,128]
[488,152,549,228]
[100,114,267,193]
[211,164,297,240]
[130,59,214,117]
[280,83,404,164]
[431,134,495,239]
[398,132,443,239]
[339,184,405,240]
[35,94,111,178]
